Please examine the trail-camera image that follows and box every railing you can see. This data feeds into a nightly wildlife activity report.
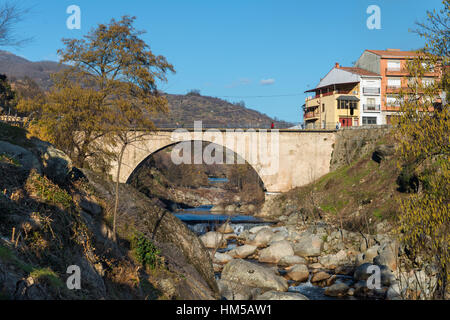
[304,110,320,119]
[303,122,340,130]
[386,85,402,92]
[363,104,381,112]
[363,87,380,95]
[385,67,438,76]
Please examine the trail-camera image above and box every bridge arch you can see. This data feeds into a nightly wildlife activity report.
[109,130,337,193]
[124,140,266,194]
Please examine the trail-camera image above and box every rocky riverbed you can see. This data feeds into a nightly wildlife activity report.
[191,213,438,300]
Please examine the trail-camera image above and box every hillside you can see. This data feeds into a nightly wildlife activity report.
[0,51,293,128]
[0,51,64,91]
[0,122,218,300]
[258,130,402,234]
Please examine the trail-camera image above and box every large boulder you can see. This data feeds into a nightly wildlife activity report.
[354,263,395,287]
[31,139,73,184]
[278,255,307,267]
[0,141,41,172]
[318,250,348,269]
[248,228,274,247]
[221,259,288,292]
[374,241,398,271]
[228,244,257,259]
[214,252,233,265]
[258,240,294,264]
[217,222,234,234]
[324,283,349,297]
[311,271,331,283]
[217,279,261,300]
[286,264,309,282]
[293,233,323,257]
[255,291,309,300]
[356,245,380,265]
[200,232,227,249]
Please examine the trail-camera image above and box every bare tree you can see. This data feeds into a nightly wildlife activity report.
[0,1,31,47]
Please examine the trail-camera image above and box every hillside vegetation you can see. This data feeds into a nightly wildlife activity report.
[259,131,403,234]
[0,122,218,300]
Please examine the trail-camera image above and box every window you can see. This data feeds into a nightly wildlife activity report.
[367,98,376,105]
[363,117,377,125]
[387,78,401,88]
[322,103,325,112]
[387,60,401,71]
[386,95,402,106]
[422,78,434,87]
[338,100,358,110]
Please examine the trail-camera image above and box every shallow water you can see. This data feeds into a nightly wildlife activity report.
[174,205,352,300]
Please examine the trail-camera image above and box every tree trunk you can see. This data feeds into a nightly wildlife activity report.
[113,143,127,239]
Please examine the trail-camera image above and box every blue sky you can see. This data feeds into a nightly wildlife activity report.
[5,0,443,123]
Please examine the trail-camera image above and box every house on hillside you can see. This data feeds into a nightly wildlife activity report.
[303,63,381,129]
[354,49,442,124]
[303,48,443,129]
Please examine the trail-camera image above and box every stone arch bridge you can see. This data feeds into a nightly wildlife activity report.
[109,128,339,193]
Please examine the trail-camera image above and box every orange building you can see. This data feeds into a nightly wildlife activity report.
[354,49,441,124]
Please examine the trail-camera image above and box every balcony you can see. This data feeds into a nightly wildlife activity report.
[386,85,402,93]
[385,67,439,77]
[363,87,380,95]
[304,110,320,120]
[363,104,381,112]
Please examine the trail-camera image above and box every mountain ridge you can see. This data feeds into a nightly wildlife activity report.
[0,51,293,128]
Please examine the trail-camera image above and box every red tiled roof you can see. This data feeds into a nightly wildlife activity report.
[366,49,422,58]
[340,67,380,76]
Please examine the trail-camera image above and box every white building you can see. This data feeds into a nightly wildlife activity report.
[359,76,382,125]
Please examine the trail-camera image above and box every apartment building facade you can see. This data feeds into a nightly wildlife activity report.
[303,63,381,129]
[354,49,441,124]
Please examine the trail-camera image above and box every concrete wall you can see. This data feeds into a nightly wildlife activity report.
[355,51,380,75]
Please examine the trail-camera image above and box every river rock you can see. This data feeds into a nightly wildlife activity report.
[225,204,237,213]
[286,264,309,282]
[269,233,287,244]
[356,263,396,287]
[386,283,402,300]
[255,291,309,300]
[293,233,323,257]
[199,232,226,249]
[356,245,380,265]
[214,252,233,264]
[278,255,307,267]
[217,279,261,300]
[324,283,349,297]
[249,226,269,234]
[318,250,348,269]
[217,222,234,234]
[210,204,224,213]
[247,204,256,213]
[221,259,288,292]
[374,241,398,271]
[311,271,331,283]
[228,244,257,259]
[353,263,376,281]
[248,228,274,247]
[258,240,294,264]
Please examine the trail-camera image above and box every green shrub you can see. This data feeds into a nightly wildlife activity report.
[132,233,161,269]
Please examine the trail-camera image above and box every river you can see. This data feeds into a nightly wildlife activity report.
[174,203,355,300]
